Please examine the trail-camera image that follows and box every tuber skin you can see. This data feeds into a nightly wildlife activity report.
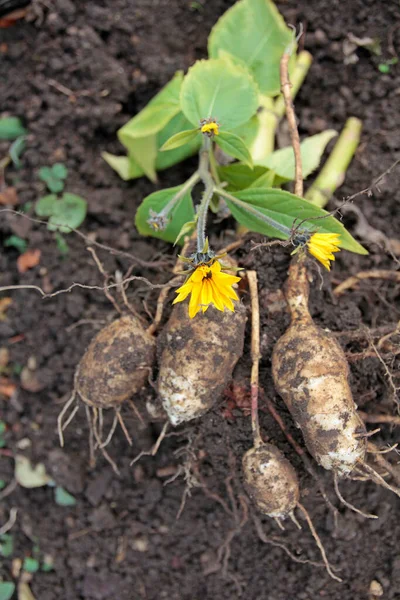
[76,315,155,409]
[272,256,367,476]
[157,302,246,426]
[243,443,299,519]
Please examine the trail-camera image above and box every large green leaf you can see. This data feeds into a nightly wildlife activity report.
[256,131,338,180]
[180,58,259,130]
[218,164,267,190]
[118,71,183,140]
[215,131,253,168]
[101,152,144,180]
[208,0,294,96]
[224,187,368,254]
[121,134,158,182]
[0,582,15,600]
[135,185,195,244]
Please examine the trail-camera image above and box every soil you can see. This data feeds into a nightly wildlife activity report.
[1,1,400,599]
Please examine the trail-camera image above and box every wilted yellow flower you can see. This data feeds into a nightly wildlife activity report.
[307,232,341,270]
[201,121,219,136]
[173,260,241,319]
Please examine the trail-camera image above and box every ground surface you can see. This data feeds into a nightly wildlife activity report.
[1,1,400,599]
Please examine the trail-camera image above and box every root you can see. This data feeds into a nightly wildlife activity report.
[359,411,400,427]
[130,421,169,466]
[333,472,377,519]
[116,410,133,446]
[297,502,342,583]
[367,443,400,486]
[87,247,122,314]
[359,462,400,498]
[57,391,78,447]
[85,405,96,469]
[253,514,324,568]
[90,407,120,475]
[128,399,145,427]
[333,270,400,297]
[98,412,119,449]
[247,270,262,447]
[0,508,18,536]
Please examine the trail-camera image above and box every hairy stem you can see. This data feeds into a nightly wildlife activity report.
[196,137,214,252]
[305,117,362,207]
[158,169,200,219]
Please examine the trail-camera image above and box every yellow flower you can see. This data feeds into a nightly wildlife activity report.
[307,232,341,271]
[201,121,219,136]
[173,260,241,319]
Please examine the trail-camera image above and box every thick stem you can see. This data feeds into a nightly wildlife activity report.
[305,117,362,207]
[280,51,303,197]
[247,270,262,447]
[215,187,292,239]
[274,51,313,119]
[196,137,214,252]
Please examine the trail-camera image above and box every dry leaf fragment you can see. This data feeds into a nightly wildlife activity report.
[0,297,12,320]
[0,377,17,397]
[17,249,41,273]
[0,187,18,206]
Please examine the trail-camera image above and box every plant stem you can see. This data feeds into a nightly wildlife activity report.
[274,51,313,119]
[158,170,200,219]
[280,50,303,197]
[196,137,214,252]
[247,270,262,447]
[215,187,292,238]
[305,117,362,208]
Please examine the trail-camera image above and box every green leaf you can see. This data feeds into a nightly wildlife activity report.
[15,455,51,488]
[135,185,195,244]
[0,582,15,600]
[101,152,144,181]
[9,136,26,169]
[155,112,201,170]
[160,128,200,151]
[118,71,183,140]
[35,194,58,218]
[0,117,27,140]
[47,193,87,233]
[224,187,368,254]
[23,558,39,573]
[208,0,294,96]
[218,164,267,190]
[249,169,276,188]
[0,534,13,558]
[4,236,27,253]
[215,131,253,168]
[38,167,53,182]
[256,131,338,180]
[51,163,68,179]
[180,58,259,130]
[55,486,76,507]
[122,135,158,183]
[41,555,54,572]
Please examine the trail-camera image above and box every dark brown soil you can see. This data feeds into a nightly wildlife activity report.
[1,1,400,599]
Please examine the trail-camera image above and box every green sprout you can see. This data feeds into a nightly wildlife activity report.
[35,162,87,238]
